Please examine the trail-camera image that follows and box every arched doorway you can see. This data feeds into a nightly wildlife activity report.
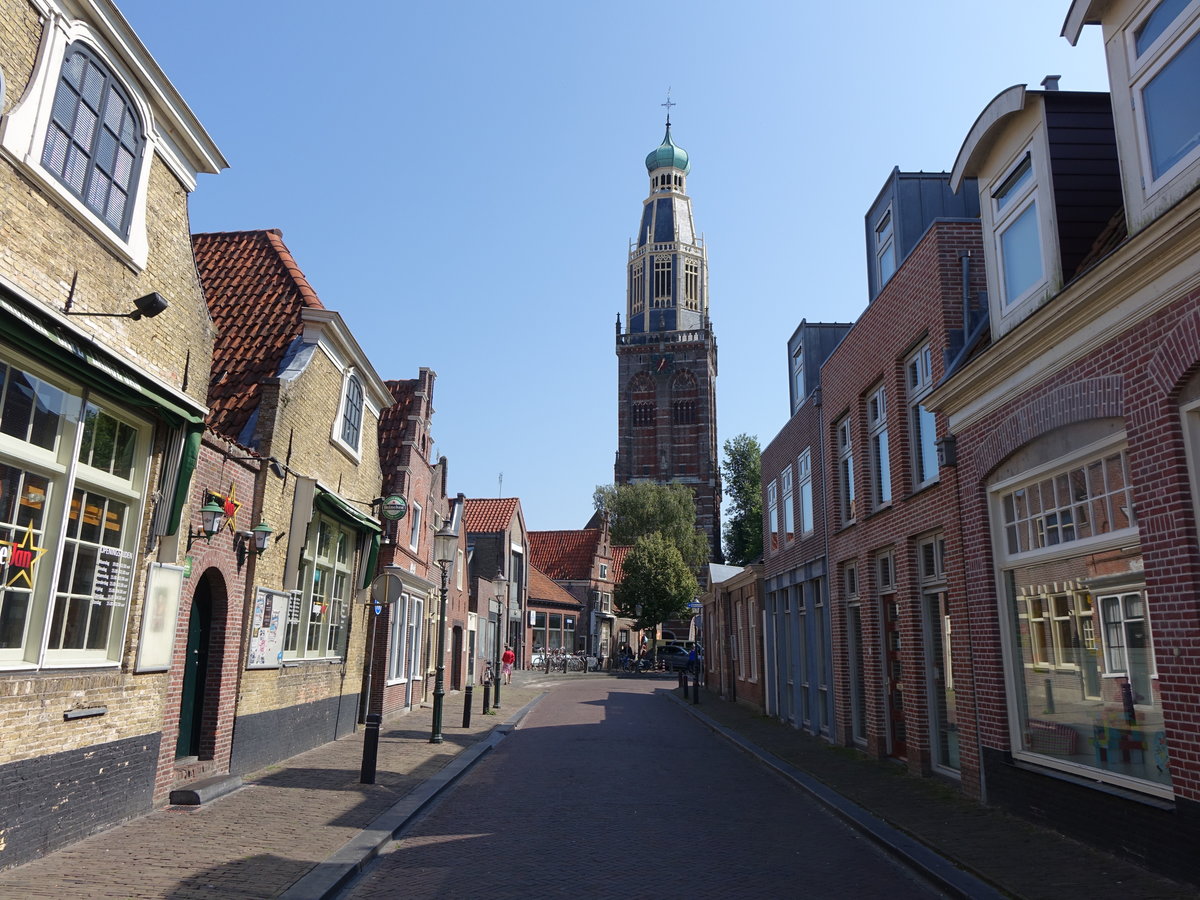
[176,576,213,760]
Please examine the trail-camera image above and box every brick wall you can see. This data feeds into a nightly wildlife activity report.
[819,221,985,794]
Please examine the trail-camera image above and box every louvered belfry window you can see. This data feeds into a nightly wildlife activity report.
[42,43,144,236]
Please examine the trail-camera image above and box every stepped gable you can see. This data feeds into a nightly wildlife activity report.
[378,378,417,475]
[192,229,325,439]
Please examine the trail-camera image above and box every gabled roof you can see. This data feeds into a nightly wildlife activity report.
[192,229,325,440]
[378,378,418,479]
[611,545,630,583]
[528,565,582,609]
[528,529,603,581]
[464,498,520,534]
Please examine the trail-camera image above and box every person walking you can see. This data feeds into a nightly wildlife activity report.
[501,645,516,684]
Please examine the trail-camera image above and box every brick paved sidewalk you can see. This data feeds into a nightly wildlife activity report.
[670,683,1195,900]
[0,676,548,900]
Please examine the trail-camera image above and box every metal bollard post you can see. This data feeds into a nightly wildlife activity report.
[692,673,699,705]
[463,685,473,728]
[359,713,382,784]
[482,678,491,715]
[493,675,502,710]
[678,671,686,692]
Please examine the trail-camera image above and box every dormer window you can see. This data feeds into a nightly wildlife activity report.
[1130,0,1200,184]
[991,152,1044,307]
[875,209,896,286]
[42,43,144,238]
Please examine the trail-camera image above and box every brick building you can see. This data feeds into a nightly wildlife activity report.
[918,1,1200,878]
[821,179,986,786]
[372,369,463,718]
[463,498,528,676]
[760,321,849,735]
[191,230,391,777]
[528,521,634,662]
[0,0,224,867]
[615,117,721,561]
[701,562,766,712]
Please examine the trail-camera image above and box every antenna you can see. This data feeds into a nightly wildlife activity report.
[498,472,503,497]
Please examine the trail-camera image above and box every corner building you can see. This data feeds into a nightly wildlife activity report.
[615,120,721,560]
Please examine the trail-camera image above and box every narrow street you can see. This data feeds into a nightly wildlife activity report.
[342,677,944,899]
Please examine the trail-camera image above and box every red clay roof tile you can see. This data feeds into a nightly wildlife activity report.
[528,564,582,609]
[192,229,326,440]
[528,529,602,581]
[463,498,520,534]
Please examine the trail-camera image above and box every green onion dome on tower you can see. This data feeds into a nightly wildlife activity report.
[644,121,691,174]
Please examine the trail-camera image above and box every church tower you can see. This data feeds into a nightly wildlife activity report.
[615,116,722,561]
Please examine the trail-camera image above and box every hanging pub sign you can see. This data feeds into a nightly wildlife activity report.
[380,494,408,521]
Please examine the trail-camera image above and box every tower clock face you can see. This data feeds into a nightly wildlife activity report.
[651,353,674,374]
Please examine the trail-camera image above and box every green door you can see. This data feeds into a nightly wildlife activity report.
[176,582,212,759]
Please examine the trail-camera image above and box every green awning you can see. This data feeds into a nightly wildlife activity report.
[167,426,203,536]
[0,290,206,428]
[314,487,383,590]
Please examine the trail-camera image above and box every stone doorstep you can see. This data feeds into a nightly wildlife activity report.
[168,774,243,806]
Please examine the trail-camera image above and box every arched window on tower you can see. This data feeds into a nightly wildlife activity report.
[629,374,657,476]
[653,257,672,308]
[671,370,699,476]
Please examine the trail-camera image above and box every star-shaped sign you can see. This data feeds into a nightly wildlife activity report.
[2,523,49,589]
[208,482,242,534]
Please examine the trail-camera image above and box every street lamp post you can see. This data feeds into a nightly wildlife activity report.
[430,494,464,744]
[492,570,506,710]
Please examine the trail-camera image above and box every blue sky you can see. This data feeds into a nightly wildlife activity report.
[117,1,1110,532]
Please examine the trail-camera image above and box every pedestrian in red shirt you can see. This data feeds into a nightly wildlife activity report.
[501,645,515,684]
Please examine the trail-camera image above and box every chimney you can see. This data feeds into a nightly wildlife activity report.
[1041,75,1061,91]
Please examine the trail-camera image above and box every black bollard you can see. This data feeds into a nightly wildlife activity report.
[463,686,473,728]
[692,673,699,705]
[482,677,491,715]
[493,675,502,710]
[359,713,382,784]
[678,671,686,692]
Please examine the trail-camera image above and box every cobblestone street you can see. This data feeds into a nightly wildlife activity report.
[342,676,943,899]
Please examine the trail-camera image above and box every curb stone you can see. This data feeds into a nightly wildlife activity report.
[279,693,546,900]
[666,691,1005,900]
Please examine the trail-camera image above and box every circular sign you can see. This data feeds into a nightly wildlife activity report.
[380,495,408,521]
[369,573,403,607]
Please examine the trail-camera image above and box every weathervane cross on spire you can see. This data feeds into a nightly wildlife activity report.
[662,89,675,124]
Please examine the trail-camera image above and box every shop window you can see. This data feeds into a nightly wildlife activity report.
[284,514,356,660]
[0,355,148,668]
[992,438,1168,794]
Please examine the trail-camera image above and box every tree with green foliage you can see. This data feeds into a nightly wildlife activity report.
[613,532,699,635]
[593,481,709,571]
[721,433,763,565]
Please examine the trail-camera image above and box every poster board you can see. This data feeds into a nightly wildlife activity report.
[247,587,295,669]
[135,563,184,673]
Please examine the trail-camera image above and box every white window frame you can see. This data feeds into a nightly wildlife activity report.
[286,514,356,661]
[1126,0,1200,194]
[781,463,795,545]
[332,369,364,459]
[797,448,814,537]
[0,26,157,269]
[408,501,423,552]
[791,343,805,408]
[837,416,856,524]
[989,149,1047,309]
[868,385,892,509]
[767,480,779,553]
[387,591,411,682]
[0,352,151,670]
[875,208,896,287]
[908,345,939,489]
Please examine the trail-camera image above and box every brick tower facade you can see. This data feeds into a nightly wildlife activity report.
[615,117,722,560]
